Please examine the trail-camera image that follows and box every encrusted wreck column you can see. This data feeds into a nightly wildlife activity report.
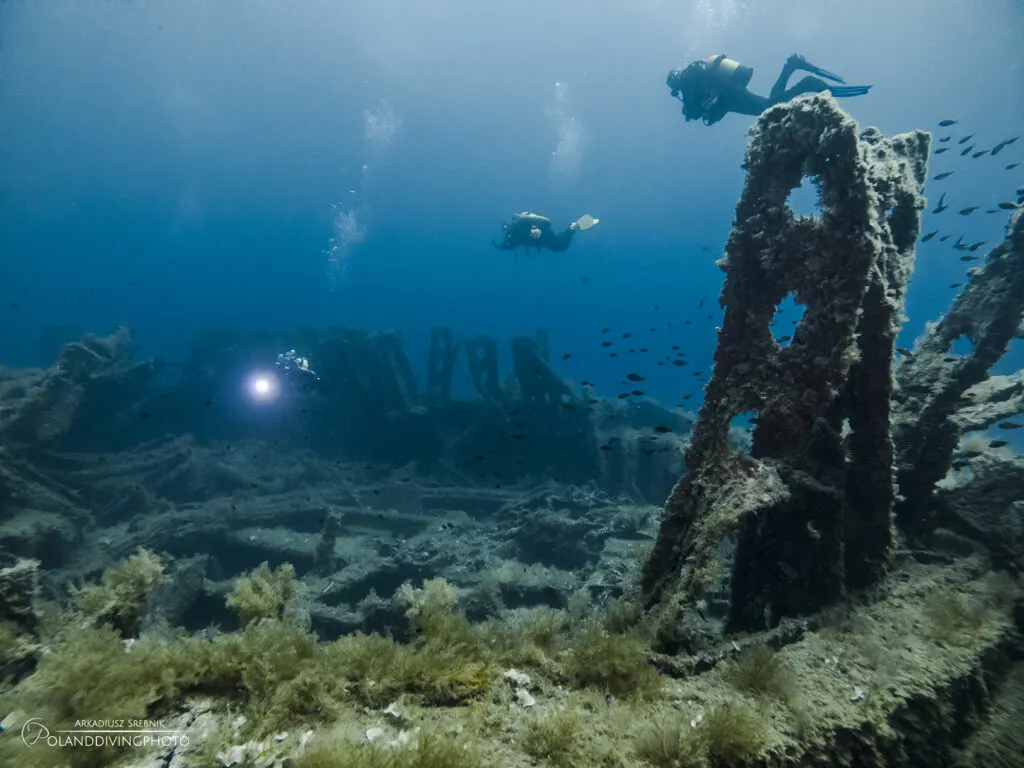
[511,336,575,410]
[426,327,460,406]
[642,95,927,642]
[533,329,550,362]
[464,336,505,407]
[893,209,1024,538]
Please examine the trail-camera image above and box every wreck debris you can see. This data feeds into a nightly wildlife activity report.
[642,94,928,641]
[0,325,156,450]
[893,209,1024,537]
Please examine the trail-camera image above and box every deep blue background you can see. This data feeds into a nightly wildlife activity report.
[2,0,1023,407]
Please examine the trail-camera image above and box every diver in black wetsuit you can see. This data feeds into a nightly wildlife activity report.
[666,53,872,126]
[493,212,599,259]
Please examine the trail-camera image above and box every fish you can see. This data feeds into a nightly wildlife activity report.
[959,255,979,261]
[617,393,630,399]
[653,425,673,433]
[934,147,949,154]
[699,298,705,308]
[933,192,948,213]
[562,353,572,360]
[998,201,1020,210]
[1008,163,1021,170]
[989,440,1009,448]
[599,443,613,451]
[622,332,632,338]
[957,133,975,144]
[683,394,692,400]
[991,138,1018,155]
[971,150,987,159]
[672,359,688,367]
[626,373,645,382]
[949,283,962,288]
[896,347,913,358]
[938,119,957,127]
[601,327,611,333]
[778,335,792,342]
[939,235,952,242]
[939,136,951,143]
[960,145,975,156]
[934,171,954,180]
[953,235,967,250]
[968,241,986,252]
[921,230,938,242]
[601,341,613,347]
[958,206,978,215]
[631,390,645,396]
[997,422,1023,430]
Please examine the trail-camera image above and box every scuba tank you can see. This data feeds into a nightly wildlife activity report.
[701,55,754,88]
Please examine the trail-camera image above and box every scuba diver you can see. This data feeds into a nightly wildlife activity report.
[666,53,872,126]
[276,349,320,389]
[493,212,599,260]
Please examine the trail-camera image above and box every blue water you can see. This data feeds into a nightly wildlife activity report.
[2,0,1023,407]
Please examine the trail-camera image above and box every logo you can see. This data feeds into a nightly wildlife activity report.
[21,718,49,747]
[18,718,190,750]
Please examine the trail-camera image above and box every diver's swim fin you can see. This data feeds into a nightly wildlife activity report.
[574,214,600,231]
[793,55,846,84]
[828,84,872,98]
[786,54,843,83]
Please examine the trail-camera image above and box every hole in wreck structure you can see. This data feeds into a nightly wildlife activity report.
[771,291,805,346]
[948,334,974,358]
[784,176,822,218]
[1002,333,1024,374]
[730,410,759,454]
